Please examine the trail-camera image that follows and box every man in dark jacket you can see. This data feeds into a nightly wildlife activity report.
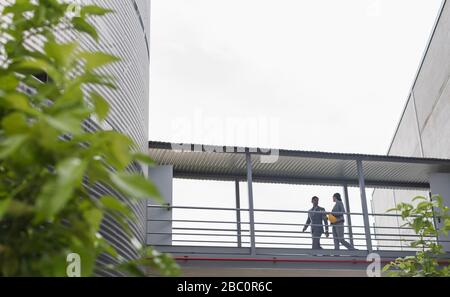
[302,196,329,249]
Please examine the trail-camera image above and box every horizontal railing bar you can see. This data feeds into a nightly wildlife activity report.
[169,233,437,242]
[254,234,432,242]
[254,242,419,250]
[172,239,250,244]
[168,241,423,251]
[151,232,250,237]
[374,234,440,239]
[151,231,356,238]
[148,205,245,212]
[373,246,421,250]
[148,218,417,231]
[173,227,250,232]
[252,229,436,239]
[154,232,370,241]
[150,230,438,241]
[253,242,367,248]
[253,222,415,230]
[148,205,416,218]
[349,232,435,238]
[171,240,421,251]
[149,219,249,225]
[370,238,438,242]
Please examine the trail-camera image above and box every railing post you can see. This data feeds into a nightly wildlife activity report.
[357,160,373,252]
[342,184,354,246]
[235,180,242,248]
[246,151,256,255]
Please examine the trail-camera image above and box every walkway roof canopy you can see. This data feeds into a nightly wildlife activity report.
[148,141,450,189]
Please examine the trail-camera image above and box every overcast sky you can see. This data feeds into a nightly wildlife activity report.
[148,0,443,248]
[149,0,442,154]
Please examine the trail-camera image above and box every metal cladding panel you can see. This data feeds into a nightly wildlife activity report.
[85,0,150,275]
[148,142,450,189]
[17,0,151,274]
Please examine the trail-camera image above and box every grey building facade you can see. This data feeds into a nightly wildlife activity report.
[371,0,450,249]
[44,0,151,274]
[87,0,150,275]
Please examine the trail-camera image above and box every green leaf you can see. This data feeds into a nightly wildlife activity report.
[142,247,181,276]
[386,207,399,213]
[72,245,97,277]
[104,133,133,170]
[7,200,34,216]
[51,83,84,113]
[83,207,103,232]
[43,112,86,135]
[72,17,99,41]
[35,158,88,221]
[80,51,119,71]
[82,72,117,88]
[100,195,131,216]
[97,238,118,258]
[133,153,156,166]
[3,93,38,115]
[0,0,179,277]
[12,59,62,86]
[45,41,78,68]
[90,92,109,121]
[0,198,12,220]
[416,201,431,210]
[0,74,19,91]
[3,0,34,15]
[2,112,29,135]
[81,5,113,16]
[109,173,162,202]
[0,134,28,159]
[382,264,391,272]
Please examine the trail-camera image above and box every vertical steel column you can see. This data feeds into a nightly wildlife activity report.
[357,160,373,252]
[342,184,354,246]
[246,152,256,256]
[235,180,242,248]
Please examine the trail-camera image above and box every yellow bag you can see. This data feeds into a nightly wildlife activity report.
[328,214,337,224]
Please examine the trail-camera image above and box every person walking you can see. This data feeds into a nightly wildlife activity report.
[302,196,329,249]
[330,193,356,250]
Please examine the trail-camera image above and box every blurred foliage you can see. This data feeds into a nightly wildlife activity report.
[0,0,179,276]
[383,195,450,277]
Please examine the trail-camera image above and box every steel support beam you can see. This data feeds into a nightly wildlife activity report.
[342,184,354,246]
[235,180,242,248]
[171,171,430,190]
[246,152,256,256]
[357,160,373,252]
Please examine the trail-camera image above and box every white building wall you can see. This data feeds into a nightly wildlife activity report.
[372,1,450,251]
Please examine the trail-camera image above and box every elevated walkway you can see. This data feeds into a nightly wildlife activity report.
[147,141,450,275]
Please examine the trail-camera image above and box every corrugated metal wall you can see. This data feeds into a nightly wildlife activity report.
[85,0,150,275]
[44,0,150,275]
[9,0,150,275]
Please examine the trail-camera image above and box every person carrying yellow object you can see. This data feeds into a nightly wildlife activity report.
[327,213,337,224]
[330,193,356,251]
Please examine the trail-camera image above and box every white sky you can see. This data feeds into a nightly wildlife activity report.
[148,0,443,249]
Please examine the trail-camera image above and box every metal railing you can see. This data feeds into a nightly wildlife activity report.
[147,204,448,256]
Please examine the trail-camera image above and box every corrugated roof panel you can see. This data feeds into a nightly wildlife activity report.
[149,142,450,189]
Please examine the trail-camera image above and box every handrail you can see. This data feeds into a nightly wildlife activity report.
[147,204,446,254]
[147,218,421,230]
[148,204,421,218]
